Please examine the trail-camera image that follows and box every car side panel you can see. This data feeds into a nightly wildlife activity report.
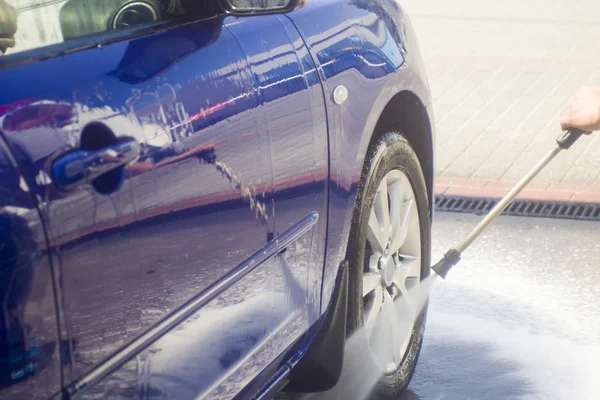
[287,0,434,310]
[67,213,319,400]
[226,14,329,330]
[0,137,61,400]
[1,19,275,389]
[0,13,328,400]
[68,16,328,400]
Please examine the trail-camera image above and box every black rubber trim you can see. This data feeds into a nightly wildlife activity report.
[253,365,291,400]
[431,248,461,279]
[436,195,600,221]
[284,261,349,393]
[557,128,585,150]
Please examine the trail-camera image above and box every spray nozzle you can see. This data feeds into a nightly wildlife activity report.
[431,249,461,279]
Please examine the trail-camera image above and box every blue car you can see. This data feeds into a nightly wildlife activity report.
[0,0,434,398]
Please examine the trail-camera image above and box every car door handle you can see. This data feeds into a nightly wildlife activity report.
[52,138,140,191]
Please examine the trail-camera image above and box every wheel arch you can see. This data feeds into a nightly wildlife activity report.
[368,90,435,216]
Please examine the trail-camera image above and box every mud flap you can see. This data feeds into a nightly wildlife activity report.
[284,261,348,393]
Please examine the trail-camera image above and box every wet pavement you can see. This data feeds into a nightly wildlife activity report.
[282,211,600,400]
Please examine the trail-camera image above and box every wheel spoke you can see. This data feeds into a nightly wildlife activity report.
[363,272,381,297]
[374,179,390,248]
[397,256,421,279]
[388,178,403,248]
[394,308,413,366]
[364,286,384,337]
[369,306,388,369]
[393,272,408,297]
[393,257,420,297]
[383,291,397,367]
[400,199,421,258]
[389,198,417,255]
[387,300,406,366]
[393,264,420,321]
[367,211,385,254]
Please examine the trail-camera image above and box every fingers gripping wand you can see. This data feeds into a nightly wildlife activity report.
[432,128,586,279]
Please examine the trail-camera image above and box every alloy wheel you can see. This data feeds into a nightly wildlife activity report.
[361,169,422,374]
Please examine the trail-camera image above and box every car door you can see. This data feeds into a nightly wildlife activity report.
[0,1,327,398]
[0,137,61,400]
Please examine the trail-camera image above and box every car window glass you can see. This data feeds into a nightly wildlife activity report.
[0,0,212,58]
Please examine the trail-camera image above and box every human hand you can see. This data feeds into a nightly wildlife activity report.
[560,86,600,134]
[0,0,18,54]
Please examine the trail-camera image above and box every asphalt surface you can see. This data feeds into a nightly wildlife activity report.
[281,211,600,400]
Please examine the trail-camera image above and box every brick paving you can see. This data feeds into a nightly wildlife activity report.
[402,0,600,199]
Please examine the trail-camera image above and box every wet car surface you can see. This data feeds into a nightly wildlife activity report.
[0,0,435,398]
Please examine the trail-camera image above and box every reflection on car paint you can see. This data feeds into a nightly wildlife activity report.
[76,213,317,399]
[0,0,435,397]
[1,10,329,398]
[0,139,62,399]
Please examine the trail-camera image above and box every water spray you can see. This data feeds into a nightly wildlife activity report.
[432,128,586,279]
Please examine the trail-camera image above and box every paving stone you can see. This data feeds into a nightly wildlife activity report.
[562,166,600,185]
[402,0,600,185]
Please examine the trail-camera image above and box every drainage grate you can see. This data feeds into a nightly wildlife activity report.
[435,195,600,221]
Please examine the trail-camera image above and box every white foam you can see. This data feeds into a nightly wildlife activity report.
[425,311,600,400]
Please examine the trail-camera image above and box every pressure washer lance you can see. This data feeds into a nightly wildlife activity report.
[432,128,586,279]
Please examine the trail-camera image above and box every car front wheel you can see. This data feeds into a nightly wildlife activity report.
[346,132,431,397]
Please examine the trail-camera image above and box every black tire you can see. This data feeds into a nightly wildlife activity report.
[346,132,431,398]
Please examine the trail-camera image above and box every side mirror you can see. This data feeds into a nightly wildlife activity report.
[218,0,298,15]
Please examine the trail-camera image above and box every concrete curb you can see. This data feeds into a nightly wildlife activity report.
[435,177,600,205]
